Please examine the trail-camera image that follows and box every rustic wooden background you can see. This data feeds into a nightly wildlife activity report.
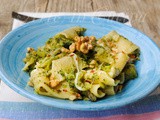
[0,0,160,47]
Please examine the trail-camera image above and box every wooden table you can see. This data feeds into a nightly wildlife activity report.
[0,0,160,47]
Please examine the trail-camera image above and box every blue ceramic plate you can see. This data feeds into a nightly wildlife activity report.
[0,16,160,111]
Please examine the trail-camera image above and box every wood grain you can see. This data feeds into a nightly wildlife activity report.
[0,0,159,46]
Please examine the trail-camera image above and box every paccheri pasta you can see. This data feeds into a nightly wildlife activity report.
[23,26,140,101]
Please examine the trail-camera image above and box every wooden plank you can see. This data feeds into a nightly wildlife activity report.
[46,0,93,12]
[0,0,49,40]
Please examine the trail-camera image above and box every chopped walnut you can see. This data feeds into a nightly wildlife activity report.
[49,74,60,88]
[73,36,96,54]
[80,42,88,54]
[81,36,89,42]
[49,80,60,88]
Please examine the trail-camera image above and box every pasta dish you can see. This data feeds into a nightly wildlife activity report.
[23,26,140,101]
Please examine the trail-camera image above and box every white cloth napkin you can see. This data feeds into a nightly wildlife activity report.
[12,11,131,30]
[2,11,158,102]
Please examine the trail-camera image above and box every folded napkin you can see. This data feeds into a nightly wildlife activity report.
[0,11,160,120]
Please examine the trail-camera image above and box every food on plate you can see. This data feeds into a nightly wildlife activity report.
[23,26,140,101]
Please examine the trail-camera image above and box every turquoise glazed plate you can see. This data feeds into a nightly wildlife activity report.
[0,16,160,111]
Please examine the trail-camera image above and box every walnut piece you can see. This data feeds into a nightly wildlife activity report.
[80,42,88,54]
[49,80,60,88]
[60,36,96,54]
[49,74,61,88]
[73,36,96,54]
